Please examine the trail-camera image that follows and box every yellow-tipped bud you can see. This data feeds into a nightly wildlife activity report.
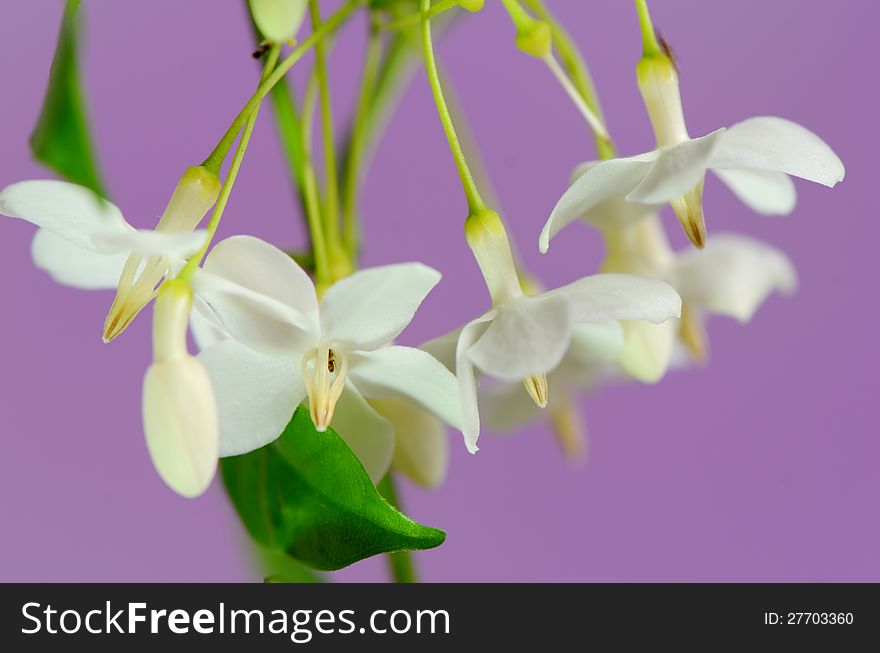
[523,374,549,408]
[248,0,308,44]
[502,0,552,58]
[464,210,523,306]
[102,166,220,343]
[142,280,218,498]
[636,54,688,147]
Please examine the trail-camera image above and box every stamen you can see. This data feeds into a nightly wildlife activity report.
[302,346,348,431]
[679,305,709,361]
[103,254,170,342]
[523,374,549,408]
[670,182,706,249]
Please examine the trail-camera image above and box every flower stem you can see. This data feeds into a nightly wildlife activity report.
[634,0,662,58]
[341,16,382,259]
[179,45,281,282]
[419,0,486,216]
[378,473,418,583]
[522,0,615,159]
[309,0,342,249]
[201,0,363,174]
[542,52,609,143]
[383,0,461,32]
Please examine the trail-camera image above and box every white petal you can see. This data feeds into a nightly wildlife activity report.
[348,345,463,431]
[190,295,229,351]
[197,339,303,457]
[371,398,448,488]
[194,235,319,356]
[0,180,131,253]
[540,155,654,253]
[320,263,441,350]
[710,116,845,186]
[419,327,461,372]
[456,313,495,454]
[97,228,207,258]
[627,129,725,204]
[712,168,797,215]
[478,379,542,432]
[330,385,395,484]
[467,294,572,381]
[31,228,127,289]
[617,319,678,383]
[142,356,218,498]
[671,233,797,322]
[547,273,682,324]
[566,321,625,366]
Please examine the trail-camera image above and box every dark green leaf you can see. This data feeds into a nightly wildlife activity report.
[258,546,324,583]
[221,406,446,571]
[30,0,106,196]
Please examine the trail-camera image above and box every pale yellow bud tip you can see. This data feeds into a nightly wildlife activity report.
[523,374,549,408]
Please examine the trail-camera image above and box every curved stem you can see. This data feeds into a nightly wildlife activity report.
[309,0,341,248]
[179,45,280,282]
[419,0,486,215]
[300,73,332,286]
[341,17,382,259]
[202,0,362,173]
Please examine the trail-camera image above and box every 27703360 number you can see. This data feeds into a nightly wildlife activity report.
[787,613,853,625]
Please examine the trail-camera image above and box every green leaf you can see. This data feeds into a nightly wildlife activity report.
[30,0,106,196]
[221,406,446,571]
[257,546,324,584]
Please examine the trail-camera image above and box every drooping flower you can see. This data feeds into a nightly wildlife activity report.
[427,209,682,454]
[142,279,219,498]
[0,167,219,339]
[540,16,844,250]
[190,235,462,482]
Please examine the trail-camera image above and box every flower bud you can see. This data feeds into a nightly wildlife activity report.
[502,0,552,58]
[142,280,219,498]
[637,54,688,148]
[248,0,308,44]
[464,210,522,306]
[103,166,220,343]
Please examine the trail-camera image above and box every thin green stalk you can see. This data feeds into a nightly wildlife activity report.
[202,0,362,174]
[179,46,280,282]
[522,0,615,158]
[299,73,332,287]
[267,78,307,202]
[378,474,417,583]
[341,16,382,258]
[635,0,662,57]
[383,0,459,31]
[420,0,486,215]
[309,0,342,247]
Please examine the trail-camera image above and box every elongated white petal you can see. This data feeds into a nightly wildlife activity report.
[479,379,543,432]
[190,296,229,350]
[97,228,207,258]
[420,327,461,372]
[332,386,395,484]
[456,313,495,453]
[31,228,127,289]
[540,155,654,252]
[198,339,304,457]
[320,263,441,351]
[194,235,319,356]
[468,294,572,381]
[0,180,130,252]
[566,321,625,366]
[710,116,845,186]
[547,273,682,324]
[142,357,218,498]
[627,129,725,204]
[713,168,797,215]
[671,233,797,322]
[617,319,678,383]
[371,398,448,488]
[349,345,463,431]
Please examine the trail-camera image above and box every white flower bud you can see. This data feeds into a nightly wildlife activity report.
[248,0,308,44]
[464,210,523,306]
[142,280,218,498]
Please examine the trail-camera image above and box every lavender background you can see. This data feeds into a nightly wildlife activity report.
[0,0,875,582]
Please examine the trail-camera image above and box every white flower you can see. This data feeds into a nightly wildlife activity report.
[190,235,462,483]
[431,210,682,454]
[599,213,796,382]
[540,54,844,251]
[142,280,219,498]
[248,0,307,44]
[0,167,219,340]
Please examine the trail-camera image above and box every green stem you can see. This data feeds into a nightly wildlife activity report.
[635,0,662,57]
[419,0,486,215]
[383,0,460,31]
[309,0,342,248]
[378,474,418,584]
[267,75,308,207]
[179,45,280,282]
[201,0,362,174]
[341,16,382,259]
[522,0,615,158]
[299,72,332,287]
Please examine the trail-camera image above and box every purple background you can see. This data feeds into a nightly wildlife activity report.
[0,0,875,582]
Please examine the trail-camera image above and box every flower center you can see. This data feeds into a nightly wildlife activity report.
[301,345,349,432]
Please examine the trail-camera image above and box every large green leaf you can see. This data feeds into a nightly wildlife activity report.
[30,0,106,196]
[221,406,446,571]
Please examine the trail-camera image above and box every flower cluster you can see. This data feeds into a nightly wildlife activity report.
[0,0,845,577]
